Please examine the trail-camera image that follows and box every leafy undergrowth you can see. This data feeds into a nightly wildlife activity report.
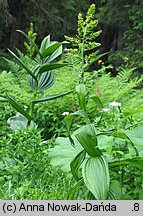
[0,128,78,200]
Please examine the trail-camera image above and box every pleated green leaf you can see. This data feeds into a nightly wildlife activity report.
[44,45,62,63]
[33,91,71,103]
[75,124,101,157]
[29,65,55,92]
[70,150,86,181]
[82,156,110,200]
[6,95,32,120]
[37,70,55,92]
[41,42,62,58]
[29,65,39,91]
[39,35,50,54]
[39,63,68,74]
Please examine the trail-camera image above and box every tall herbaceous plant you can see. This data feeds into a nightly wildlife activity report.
[49,4,143,200]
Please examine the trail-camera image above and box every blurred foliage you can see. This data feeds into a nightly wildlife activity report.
[1,0,143,72]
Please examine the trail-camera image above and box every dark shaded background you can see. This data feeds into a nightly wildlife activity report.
[0,0,143,69]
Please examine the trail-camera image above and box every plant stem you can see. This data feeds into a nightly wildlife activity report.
[79,26,87,83]
[27,92,37,127]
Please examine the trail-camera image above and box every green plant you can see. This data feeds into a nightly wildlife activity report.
[24,22,37,58]
[0,128,76,200]
[49,119,143,199]
[0,31,71,128]
[47,3,143,197]
[64,4,108,124]
[65,4,105,83]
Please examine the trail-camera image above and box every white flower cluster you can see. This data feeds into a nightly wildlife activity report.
[101,101,121,113]
[62,112,69,116]
[109,102,121,107]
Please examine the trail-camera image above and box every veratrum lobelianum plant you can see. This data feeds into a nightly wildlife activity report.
[0,30,71,128]
[65,4,107,123]
[65,4,107,83]
[48,4,143,200]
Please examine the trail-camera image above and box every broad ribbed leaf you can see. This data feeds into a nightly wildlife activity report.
[37,71,55,92]
[44,45,63,63]
[76,84,87,111]
[39,35,50,54]
[70,150,86,181]
[41,42,61,58]
[8,49,37,81]
[29,65,40,91]
[33,91,71,103]
[82,156,110,200]
[39,63,67,74]
[29,65,55,92]
[75,124,101,157]
[6,95,32,120]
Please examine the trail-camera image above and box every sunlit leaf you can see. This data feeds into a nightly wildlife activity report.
[75,124,101,157]
[39,63,68,74]
[82,155,110,200]
[44,44,63,63]
[0,96,7,102]
[41,42,62,58]
[39,35,50,54]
